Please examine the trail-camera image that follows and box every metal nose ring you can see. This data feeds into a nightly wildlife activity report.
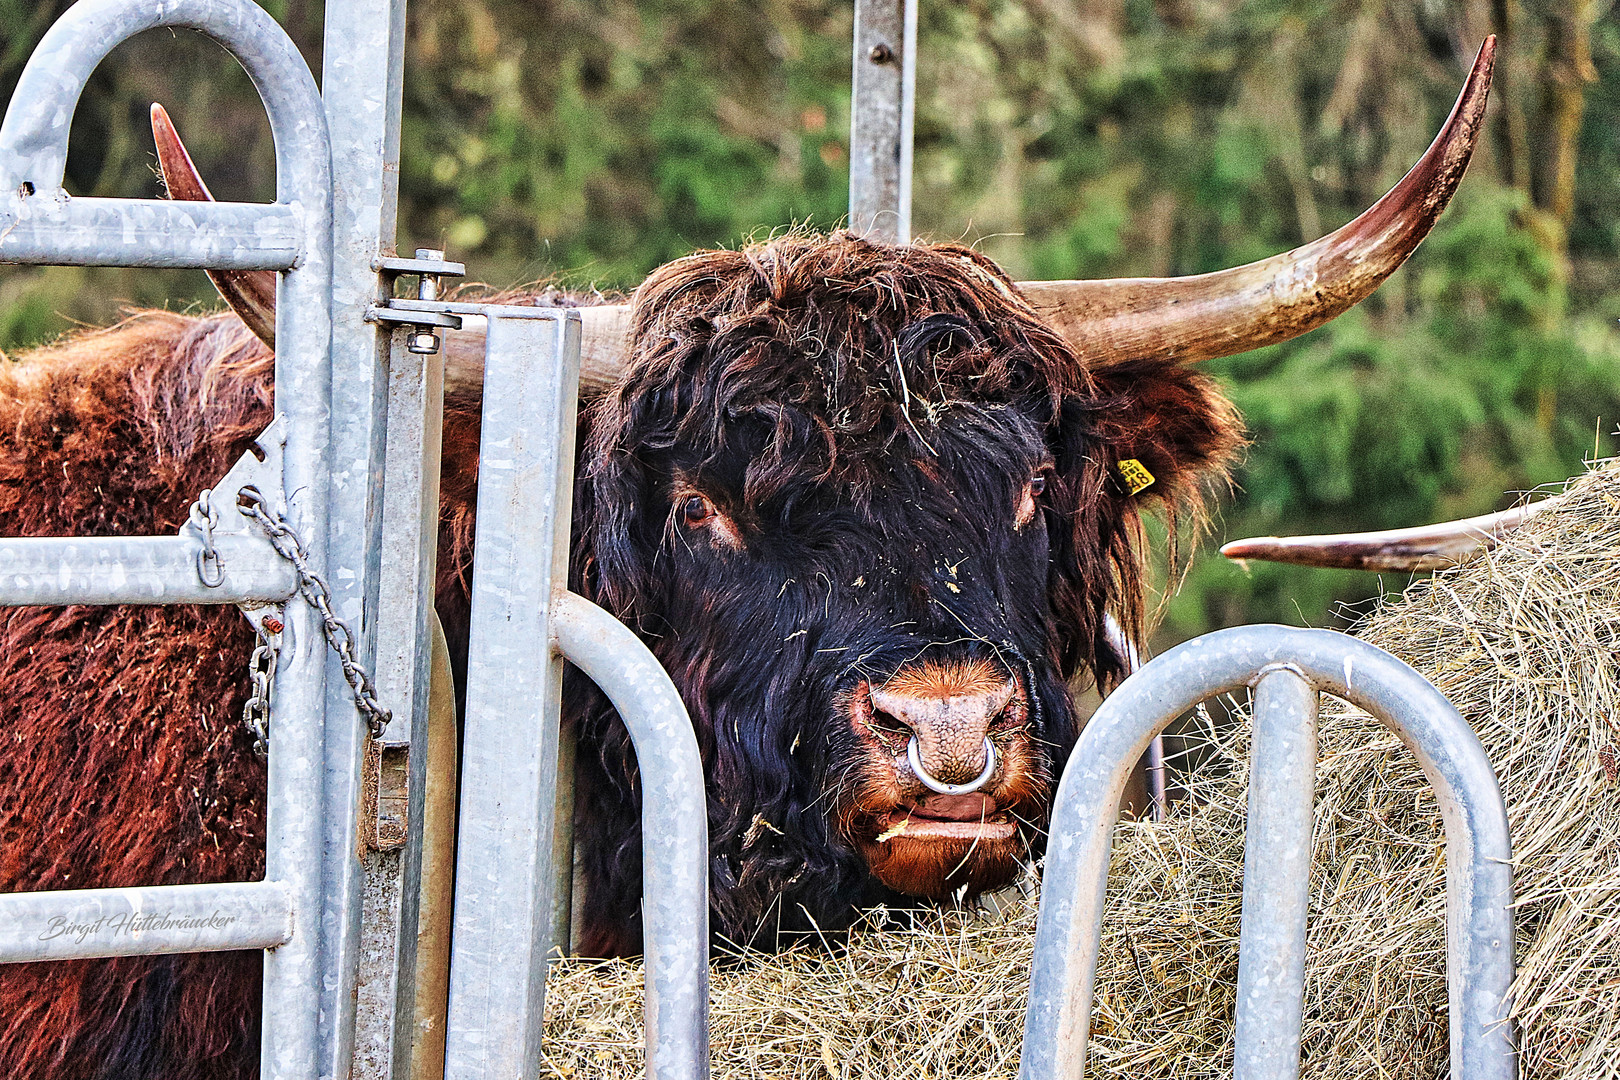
[907,736,997,795]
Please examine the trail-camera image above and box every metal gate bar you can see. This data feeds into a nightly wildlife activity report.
[849,0,916,242]
[0,2,339,1077]
[1018,625,1516,1080]
[359,262,447,1079]
[443,308,581,1078]
[0,536,295,604]
[439,306,710,1080]
[1234,667,1318,1076]
[0,881,293,962]
[316,1,416,1073]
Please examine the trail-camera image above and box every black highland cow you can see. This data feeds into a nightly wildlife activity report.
[566,237,1239,954]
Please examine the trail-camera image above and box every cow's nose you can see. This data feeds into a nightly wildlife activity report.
[870,664,1017,791]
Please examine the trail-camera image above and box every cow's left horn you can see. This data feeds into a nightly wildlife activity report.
[152,103,633,393]
[1219,495,1553,572]
[1017,37,1495,364]
[152,104,279,348]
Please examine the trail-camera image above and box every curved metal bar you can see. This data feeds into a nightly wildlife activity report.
[0,0,329,269]
[0,0,326,204]
[1018,625,1515,1080]
[1104,611,1166,820]
[553,590,711,1080]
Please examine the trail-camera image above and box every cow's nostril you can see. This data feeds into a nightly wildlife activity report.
[870,706,910,734]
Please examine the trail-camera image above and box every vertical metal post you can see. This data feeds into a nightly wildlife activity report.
[316,2,414,1077]
[443,309,582,1080]
[356,327,446,1080]
[1233,667,1318,1080]
[849,0,916,243]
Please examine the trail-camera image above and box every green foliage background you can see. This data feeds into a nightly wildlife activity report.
[1,0,1616,647]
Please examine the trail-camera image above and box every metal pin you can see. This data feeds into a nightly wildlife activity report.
[407,248,447,354]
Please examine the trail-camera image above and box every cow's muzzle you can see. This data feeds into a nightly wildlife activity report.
[869,661,1018,794]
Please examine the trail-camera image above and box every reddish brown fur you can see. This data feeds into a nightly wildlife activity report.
[879,658,1007,701]
[0,313,273,1080]
[0,312,485,1079]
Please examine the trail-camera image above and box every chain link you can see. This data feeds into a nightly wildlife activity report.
[242,636,276,759]
[188,488,225,588]
[234,484,394,742]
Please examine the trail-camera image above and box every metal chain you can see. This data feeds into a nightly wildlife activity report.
[242,635,276,759]
[234,484,394,741]
[188,488,225,588]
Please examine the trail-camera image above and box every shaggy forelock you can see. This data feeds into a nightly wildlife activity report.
[595,231,1092,503]
[579,230,1242,689]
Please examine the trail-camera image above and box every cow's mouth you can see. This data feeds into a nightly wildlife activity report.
[836,669,1048,899]
[871,793,1017,843]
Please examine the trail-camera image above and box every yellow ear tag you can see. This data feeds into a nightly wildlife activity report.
[1118,458,1156,495]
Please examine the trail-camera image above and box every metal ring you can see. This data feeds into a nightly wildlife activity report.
[907,735,997,796]
[196,546,225,588]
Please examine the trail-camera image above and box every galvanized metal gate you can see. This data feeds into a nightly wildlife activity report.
[0,2,1515,1079]
[0,1,708,1079]
[0,6,337,1078]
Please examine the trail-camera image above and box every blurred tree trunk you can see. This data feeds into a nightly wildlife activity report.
[1537,0,1597,227]
[1516,0,1596,434]
[1490,0,1534,194]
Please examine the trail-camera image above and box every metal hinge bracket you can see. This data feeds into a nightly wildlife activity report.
[178,416,290,642]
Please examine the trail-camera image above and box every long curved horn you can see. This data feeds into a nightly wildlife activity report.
[440,304,631,396]
[1018,37,1496,363]
[152,103,633,391]
[152,104,278,348]
[1219,496,1552,572]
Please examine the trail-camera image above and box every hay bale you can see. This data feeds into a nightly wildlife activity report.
[542,461,1620,1078]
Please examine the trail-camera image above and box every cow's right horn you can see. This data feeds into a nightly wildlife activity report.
[1219,496,1554,572]
[1018,37,1496,365]
[151,104,278,349]
[151,103,632,393]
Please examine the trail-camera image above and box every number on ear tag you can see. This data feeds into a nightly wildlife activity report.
[1118,458,1156,495]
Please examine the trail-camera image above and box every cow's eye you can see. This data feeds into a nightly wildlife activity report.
[681,494,716,527]
[1029,473,1047,497]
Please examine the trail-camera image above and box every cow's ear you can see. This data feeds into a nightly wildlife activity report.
[1042,357,1243,686]
[1083,357,1244,512]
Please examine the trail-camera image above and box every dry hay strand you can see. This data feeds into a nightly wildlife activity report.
[542,460,1620,1079]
